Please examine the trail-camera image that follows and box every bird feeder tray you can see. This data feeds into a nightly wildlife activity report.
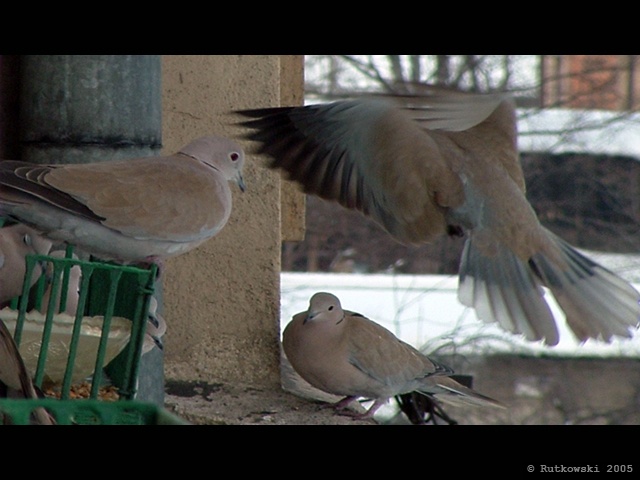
[0,398,188,425]
[5,247,157,401]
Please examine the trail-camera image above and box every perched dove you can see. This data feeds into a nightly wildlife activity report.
[0,223,53,306]
[238,90,640,346]
[0,136,246,266]
[0,318,56,424]
[282,292,505,419]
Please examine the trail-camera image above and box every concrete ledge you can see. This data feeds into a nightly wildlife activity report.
[163,380,375,426]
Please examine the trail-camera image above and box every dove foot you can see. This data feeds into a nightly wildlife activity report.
[331,396,384,420]
[140,256,165,279]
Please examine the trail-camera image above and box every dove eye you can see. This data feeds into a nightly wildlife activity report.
[23,234,32,246]
[230,152,240,162]
[328,306,334,311]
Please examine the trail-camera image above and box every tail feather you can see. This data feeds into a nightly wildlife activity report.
[530,230,640,343]
[458,228,640,346]
[419,376,506,409]
[555,233,640,316]
[458,234,560,344]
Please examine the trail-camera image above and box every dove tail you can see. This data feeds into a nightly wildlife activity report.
[419,376,506,409]
[528,229,640,344]
[458,232,561,345]
[458,229,640,345]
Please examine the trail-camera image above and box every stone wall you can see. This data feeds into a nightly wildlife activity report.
[160,55,304,387]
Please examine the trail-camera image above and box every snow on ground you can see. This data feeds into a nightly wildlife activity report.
[280,268,640,359]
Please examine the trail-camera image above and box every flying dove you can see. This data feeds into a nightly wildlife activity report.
[282,292,505,420]
[0,318,56,424]
[0,223,53,307]
[238,90,640,346]
[0,136,246,266]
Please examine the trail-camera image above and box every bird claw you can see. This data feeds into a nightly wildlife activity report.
[151,335,164,351]
[335,409,374,420]
[148,315,160,329]
[140,256,164,279]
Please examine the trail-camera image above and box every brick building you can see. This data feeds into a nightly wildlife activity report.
[541,55,640,111]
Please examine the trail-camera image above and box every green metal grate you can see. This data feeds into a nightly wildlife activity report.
[0,398,188,425]
[6,248,157,401]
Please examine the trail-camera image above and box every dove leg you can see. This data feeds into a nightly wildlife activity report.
[333,397,385,419]
[331,395,359,411]
[142,255,164,279]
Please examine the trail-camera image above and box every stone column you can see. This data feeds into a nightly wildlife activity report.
[18,55,164,403]
[161,55,304,387]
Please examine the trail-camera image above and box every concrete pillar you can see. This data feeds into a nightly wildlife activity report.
[0,55,20,159]
[18,55,164,403]
[19,55,161,163]
[161,55,304,387]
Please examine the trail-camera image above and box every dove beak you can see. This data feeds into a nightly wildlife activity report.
[237,174,246,193]
[303,311,317,325]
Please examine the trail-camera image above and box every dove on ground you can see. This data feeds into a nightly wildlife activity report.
[282,292,505,420]
[238,89,640,346]
[0,318,56,424]
[0,223,53,306]
[0,136,246,266]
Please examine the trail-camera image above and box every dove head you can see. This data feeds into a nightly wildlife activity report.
[3,224,53,257]
[304,292,344,325]
[179,136,246,192]
[0,224,53,302]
